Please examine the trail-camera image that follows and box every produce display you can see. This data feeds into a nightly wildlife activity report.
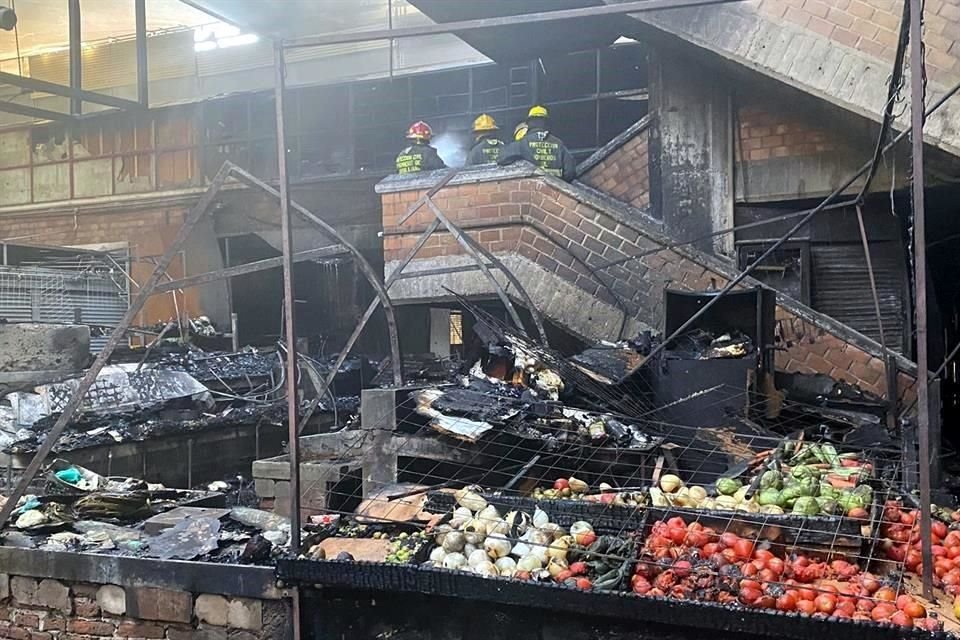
[530,476,645,507]
[633,516,943,631]
[652,442,874,519]
[423,487,633,589]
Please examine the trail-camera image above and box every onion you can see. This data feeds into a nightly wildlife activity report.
[442,531,466,553]
[527,530,552,548]
[442,552,467,570]
[486,519,510,537]
[540,523,563,538]
[546,538,569,561]
[511,542,531,558]
[517,554,543,572]
[468,548,490,568]
[568,477,589,494]
[495,557,517,576]
[473,561,499,577]
[463,519,488,545]
[569,521,594,537]
[434,524,453,546]
[464,543,478,557]
[547,557,569,578]
[659,474,683,493]
[477,504,501,524]
[484,536,513,559]
[450,507,473,527]
[429,547,447,563]
[688,486,708,505]
[455,488,488,512]
[532,507,550,529]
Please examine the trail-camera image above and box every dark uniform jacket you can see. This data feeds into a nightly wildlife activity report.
[466,136,505,165]
[497,126,576,181]
[395,143,446,175]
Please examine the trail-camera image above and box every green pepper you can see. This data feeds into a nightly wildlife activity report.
[791,465,821,481]
[780,485,803,504]
[797,476,819,497]
[759,470,782,491]
[821,444,841,468]
[816,497,838,515]
[837,492,867,513]
[757,488,782,507]
[716,478,742,496]
[792,496,820,516]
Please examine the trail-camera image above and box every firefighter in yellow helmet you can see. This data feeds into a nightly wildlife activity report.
[395,121,447,175]
[513,121,528,141]
[499,105,576,181]
[466,114,504,166]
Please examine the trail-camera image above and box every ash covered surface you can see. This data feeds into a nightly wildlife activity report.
[8,401,285,454]
[154,349,278,384]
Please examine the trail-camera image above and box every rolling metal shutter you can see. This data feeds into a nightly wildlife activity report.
[810,243,908,353]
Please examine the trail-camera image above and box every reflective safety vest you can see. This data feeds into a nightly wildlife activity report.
[466,137,504,165]
[395,143,446,175]
[497,128,576,181]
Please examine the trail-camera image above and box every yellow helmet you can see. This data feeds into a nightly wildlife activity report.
[472,113,498,133]
[528,105,549,119]
[514,121,528,141]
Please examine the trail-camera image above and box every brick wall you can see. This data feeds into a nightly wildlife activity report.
[737,105,837,162]
[0,574,288,639]
[0,207,205,328]
[380,171,916,400]
[579,128,651,210]
[757,0,960,83]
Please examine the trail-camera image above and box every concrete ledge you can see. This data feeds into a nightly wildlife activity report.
[577,115,653,175]
[375,164,539,194]
[0,548,286,599]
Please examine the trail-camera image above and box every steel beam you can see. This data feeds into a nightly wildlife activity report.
[135,0,149,107]
[910,0,933,600]
[273,42,302,561]
[283,0,747,48]
[0,163,234,530]
[153,244,347,293]
[0,71,143,111]
[226,164,403,387]
[0,100,74,121]
[423,197,549,346]
[68,0,81,115]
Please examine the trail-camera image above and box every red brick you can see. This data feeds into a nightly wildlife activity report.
[115,620,165,639]
[67,619,114,636]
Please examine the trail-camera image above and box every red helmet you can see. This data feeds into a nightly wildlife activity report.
[406,120,433,142]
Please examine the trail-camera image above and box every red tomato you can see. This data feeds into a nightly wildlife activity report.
[815,594,837,614]
[860,574,880,593]
[668,527,687,545]
[759,568,777,584]
[948,545,960,560]
[685,530,707,548]
[856,598,875,612]
[796,600,817,615]
[903,601,926,619]
[833,608,852,619]
[673,560,692,578]
[720,532,739,550]
[666,517,687,530]
[818,584,839,594]
[766,557,785,575]
[944,569,960,586]
[553,478,570,491]
[933,521,948,539]
[575,577,592,590]
[776,593,798,611]
[702,542,719,556]
[754,549,774,563]
[556,570,573,583]
[739,586,762,605]
[734,539,755,561]
[901,511,917,526]
[798,588,817,601]
[721,548,738,564]
[875,587,897,602]
[835,600,856,617]
[906,549,923,571]
[871,602,897,621]
[741,563,759,578]
[569,561,588,576]
[890,611,913,628]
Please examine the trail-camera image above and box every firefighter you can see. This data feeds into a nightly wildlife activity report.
[466,114,504,165]
[513,121,528,141]
[498,105,576,181]
[395,121,446,175]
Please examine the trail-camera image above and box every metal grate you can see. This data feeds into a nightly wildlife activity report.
[0,262,129,351]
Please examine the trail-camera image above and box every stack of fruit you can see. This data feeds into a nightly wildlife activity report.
[630,516,942,631]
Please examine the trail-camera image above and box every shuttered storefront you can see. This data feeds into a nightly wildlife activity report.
[810,243,908,353]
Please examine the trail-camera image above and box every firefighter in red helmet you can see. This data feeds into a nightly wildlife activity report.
[395,121,446,175]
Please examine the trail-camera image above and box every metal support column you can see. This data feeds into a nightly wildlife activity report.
[68,0,82,115]
[135,0,149,107]
[274,41,303,640]
[909,0,933,599]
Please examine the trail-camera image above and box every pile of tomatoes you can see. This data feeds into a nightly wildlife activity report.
[880,500,960,595]
[631,517,942,631]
